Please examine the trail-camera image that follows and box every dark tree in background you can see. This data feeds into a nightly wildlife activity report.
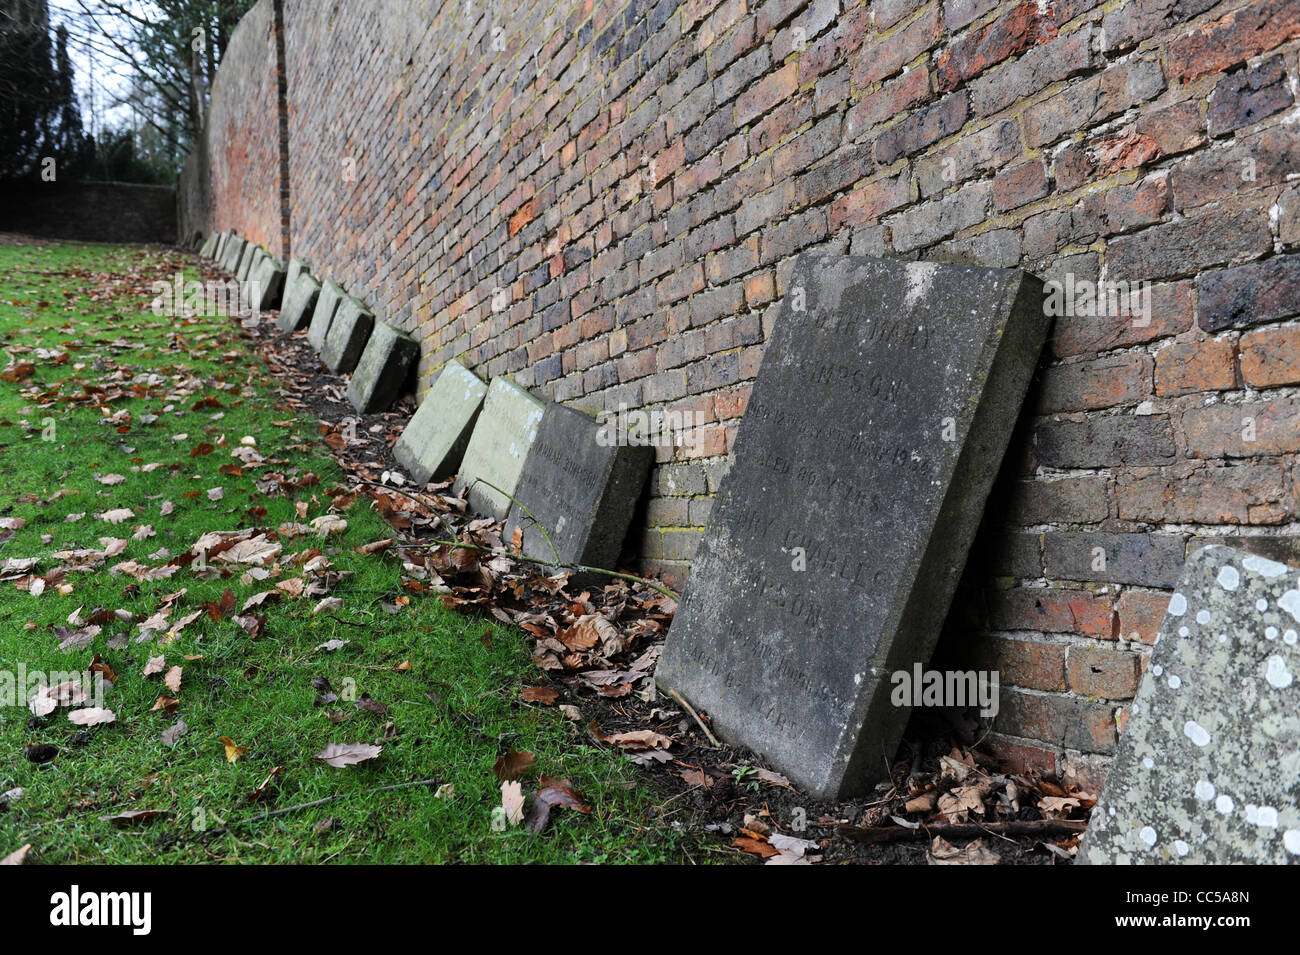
[1,0,254,183]
[0,0,91,180]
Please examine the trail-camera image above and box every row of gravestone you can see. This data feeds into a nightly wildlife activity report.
[201,230,419,415]
[197,237,1294,861]
[199,230,654,578]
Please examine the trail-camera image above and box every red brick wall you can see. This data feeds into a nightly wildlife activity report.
[207,0,283,255]
[190,0,1300,785]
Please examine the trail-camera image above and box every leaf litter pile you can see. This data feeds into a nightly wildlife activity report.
[0,236,1093,865]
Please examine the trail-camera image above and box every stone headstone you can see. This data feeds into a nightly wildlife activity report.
[213,231,231,263]
[453,377,545,520]
[246,254,286,313]
[505,404,653,576]
[307,279,345,350]
[277,269,320,332]
[221,235,245,273]
[656,254,1048,799]
[236,243,259,282]
[1078,545,1300,864]
[321,295,374,373]
[392,360,488,485]
[285,257,308,292]
[348,322,418,413]
[200,233,218,258]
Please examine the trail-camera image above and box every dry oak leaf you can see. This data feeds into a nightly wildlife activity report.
[928,836,1000,866]
[68,707,115,726]
[0,844,31,865]
[521,686,558,705]
[164,666,183,693]
[500,780,525,827]
[151,695,179,714]
[733,836,779,859]
[143,655,166,677]
[219,736,249,762]
[98,508,134,525]
[315,742,382,768]
[160,720,188,747]
[493,749,537,782]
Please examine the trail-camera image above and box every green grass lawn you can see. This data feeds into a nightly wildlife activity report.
[0,239,694,864]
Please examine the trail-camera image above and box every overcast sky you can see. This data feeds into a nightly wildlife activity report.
[48,0,152,136]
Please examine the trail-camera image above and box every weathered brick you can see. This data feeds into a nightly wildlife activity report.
[844,66,933,141]
[874,92,968,165]
[1207,54,1293,137]
[1037,354,1150,412]
[828,170,912,231]
[1066,646,1141,699]
[1116,464,1290,524]
[1023,58,1164,147]
[915,118,1020,196]
[990,587,1114,639]
[734,60,798,127]
[1052,280,1194,358]
[1153,338,1237,395]
[935,1,1058,92]
[1166,0,1300,84]
[1181,398,1300,458]
[889,181,991,253]
[1240,324,1300,388]
[992,159,1048,211]
[1034,414,1176,468]
[1007,476,1110,525]
[1116,589,1171,645]
[1100,0,1217,52]
[972,634,1068,691]
[851,2,942,86]
[996,688,1118,754]
[1169,126,1300,210]
[1105,198,1271,282]
[970,25,1093,118]
[1197,255,1300,332]
[1042,531,1187,588]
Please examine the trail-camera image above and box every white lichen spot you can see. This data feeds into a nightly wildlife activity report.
[1266,626,1279,640]
[1218,565,1240,591]
[1286,630,1298,646]
[1219,633,1229,644]
[1152,665,1163,677]
[1216,794,1234,815]
[1279,589,1300,624]
[1258,806,1279,828]
[1139,826,1157,846]
[1142,757,1154,769]
[1168,675,1182,690]
[1168,593,1187,616]
[1257,599,1269,612]
[1178,626,1190,637]
[1266,655,1293,689]
[1195,779,1216,801]
[1243,554,1289,578]
[1284,829,1300,855]
[1184,720,1211,746]
[1196,609,1211,624]
[1245,804,1259,824]
[1174,840,1190,857]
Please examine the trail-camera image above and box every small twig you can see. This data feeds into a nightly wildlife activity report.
[667,688,721,748]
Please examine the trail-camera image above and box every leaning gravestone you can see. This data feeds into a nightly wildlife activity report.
[236,243,259,282]
[1078,545,1300,864]
[307,279,345,350]
[285,257,308,293]
[200,233,218,258]
[505,404,653,576]
[277,270,320,332]
[348,322,418,413]
[453,377,545,520]
[392,360,487,484]
[322,295,374,373]
[246,254,286,313]
[657,254,1047,799]
[222,235,246,273]
[213,231,231,263]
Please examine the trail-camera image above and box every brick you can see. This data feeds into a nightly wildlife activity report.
[1197,255,1300,333]
[1240,324,1300,388]
[992,159,1048,212]
[1034,415,1176,468]
[1007,476,1110,525]
[1066,646,1141,699]
[996,688,1118,754]
[1052,280,1194,358]
[851,2,942,86]
[1041,532,1187,588]
[873,92,968,164]
[1100,0,1217,52]
[759,206,828,263]
[981,735,1059,775]
[1166,0,1300,84]
[1169,126,1300,210]
[1105,198,1271,282]
[915,118,1020,197]
[990,588,1114,639]
[1116,465,1289,524]
[844,66,933,141]
[1207,55,1293,137]
[828,170,912,231]
[935,1,1058,92]
[970,26,1093,118]
[973,634,1068,691]
[889,181,991,253]
[1181,398,1300,458]
[1116,589,1171,645]
[1153,339,1236,395]
[1023,58,1164,147]
[1037,354,1150,412]
[944,0,1000,31]
[734,61,798,127]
